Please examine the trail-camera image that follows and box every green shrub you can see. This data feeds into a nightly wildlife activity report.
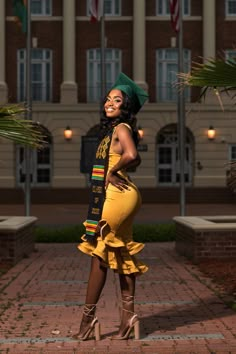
[35,224,84,243]
[35,223,176,243]
[133,223,176,242]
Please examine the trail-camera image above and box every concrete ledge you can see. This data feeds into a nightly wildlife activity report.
[174,215,236,263]
[0,216,37,265]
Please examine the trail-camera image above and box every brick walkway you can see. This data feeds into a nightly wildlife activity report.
[0,203,236,353]
[0,241,236,353]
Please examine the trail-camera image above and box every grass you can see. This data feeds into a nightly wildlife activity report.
[34,223,176,243]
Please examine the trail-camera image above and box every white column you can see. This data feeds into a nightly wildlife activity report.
[203,0,215,60]
[0,0,8,104]
[60,0,77,104]
[133,0,148,90]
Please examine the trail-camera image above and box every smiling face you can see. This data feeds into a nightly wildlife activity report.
[104,89,124,118]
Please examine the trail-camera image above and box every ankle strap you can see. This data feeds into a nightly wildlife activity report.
[83,304,96,317]
[122,308,136,315]
[122,295,134,304]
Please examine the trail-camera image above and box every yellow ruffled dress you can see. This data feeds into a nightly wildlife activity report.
[78,152,148,276]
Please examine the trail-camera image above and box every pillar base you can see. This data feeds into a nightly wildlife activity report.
[0,82,8,104]
[60,81,78,104]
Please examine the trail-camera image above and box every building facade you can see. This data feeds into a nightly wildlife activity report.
[0,0,236,203]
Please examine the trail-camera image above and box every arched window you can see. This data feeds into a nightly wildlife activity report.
[16,127,52,187]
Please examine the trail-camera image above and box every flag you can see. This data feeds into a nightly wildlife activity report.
[170,0,179,33]
[89,0,104,22]
[13,0,27,33]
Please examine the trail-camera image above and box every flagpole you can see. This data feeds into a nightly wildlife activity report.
[25,0,32,216]
[100,4,106,101]
[177,0,186,216]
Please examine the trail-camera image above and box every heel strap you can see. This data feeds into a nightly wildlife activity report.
[83,304,96,318]
[122,309,138,324]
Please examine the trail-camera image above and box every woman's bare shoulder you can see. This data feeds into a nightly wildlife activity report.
[115,123,132,133]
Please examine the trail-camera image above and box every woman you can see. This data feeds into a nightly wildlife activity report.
[74,73,149,341]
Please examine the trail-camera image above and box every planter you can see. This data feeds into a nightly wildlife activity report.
[174,216,236,263]
[0,216,37,266]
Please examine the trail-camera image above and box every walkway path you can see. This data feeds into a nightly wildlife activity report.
[0,242,236,353]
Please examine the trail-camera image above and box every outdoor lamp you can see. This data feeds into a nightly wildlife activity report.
[64,126,72,140]
[207,126,216,140]
[138,125,144,140]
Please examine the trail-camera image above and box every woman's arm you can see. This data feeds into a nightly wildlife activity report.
[105,124,141,190]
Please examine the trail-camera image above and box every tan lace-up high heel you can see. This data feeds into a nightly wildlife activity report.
[73,304,101,341]
[110,295,140,340]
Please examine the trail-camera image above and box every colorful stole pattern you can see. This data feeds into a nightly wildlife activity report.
[84,131,112,241]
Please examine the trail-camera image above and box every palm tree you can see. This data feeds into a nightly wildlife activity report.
[178,57,236,99]
[0,105,46,148]
[178,56,236,191]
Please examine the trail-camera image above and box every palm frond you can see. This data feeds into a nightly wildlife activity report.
[0,106,47,148]
[178,58,236,89]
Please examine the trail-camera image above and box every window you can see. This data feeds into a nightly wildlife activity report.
[226,0,236,15]
[16,130,52,187]
[87,48,121,102]
[156,124,193,186]
[31,0,52,15]
[156,48,191,102]
[87,0,121,17]
[229,145,236,160]
[225,49,236,62]
[17,48,52,102]
[157,0,190,16]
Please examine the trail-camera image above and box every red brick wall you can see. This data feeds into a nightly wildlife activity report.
[6,0,63,103]
[0,224,36,266]
[216,0,236,54]
[175,222,236,263]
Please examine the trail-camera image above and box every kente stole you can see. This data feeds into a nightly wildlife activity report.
[84,130,112,241]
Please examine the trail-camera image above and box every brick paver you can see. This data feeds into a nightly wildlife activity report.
[0,203,236,353]
[0,240,236,353]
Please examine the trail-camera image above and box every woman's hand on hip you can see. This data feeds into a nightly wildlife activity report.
[105,171,130,191]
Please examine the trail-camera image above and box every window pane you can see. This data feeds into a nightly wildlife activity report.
[157,48,190,102]
[230,146,236,160]
[159,169,172,183]
[32,64,42,81]
[31,0,41,14]
[37,169,50,183]
[104,0,112,14]
[19,50,24,59]
[157,0,189,15]
[17,48,52,102]
[159,147,172,164]
[87,48,121,102]
[32,49,43,60]
[31,0,51,15]
[37,148,50,164]
[228,0,236,14]
[45,0,51,14]
[115,0,120,14]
